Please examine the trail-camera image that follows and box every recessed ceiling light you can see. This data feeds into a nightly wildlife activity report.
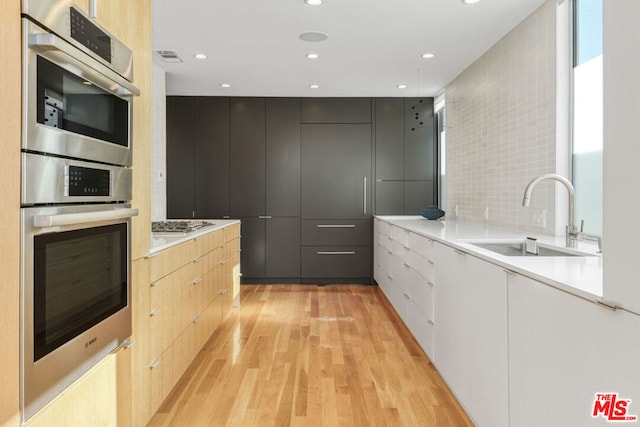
[305,0,323,5]
[194,53,207,60]
[299,32,328,42]
[306,53,319,59]
[309,84,320,89]
[462,0,481,4]
[421,53,435,59]
[220,83,231,88]
[397,84,408,89]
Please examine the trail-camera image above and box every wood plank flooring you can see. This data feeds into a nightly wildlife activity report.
[148,285,473,427]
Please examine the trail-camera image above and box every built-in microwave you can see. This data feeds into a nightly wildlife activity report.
[22,0,139,166]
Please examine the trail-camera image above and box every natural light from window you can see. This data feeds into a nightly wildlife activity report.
[572,0,602,237]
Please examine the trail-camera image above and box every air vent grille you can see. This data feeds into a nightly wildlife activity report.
[154,50,183,63]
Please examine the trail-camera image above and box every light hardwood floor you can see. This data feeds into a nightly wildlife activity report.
[148,285,473,427]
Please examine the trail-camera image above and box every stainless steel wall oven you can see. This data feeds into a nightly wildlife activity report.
[21,0,139,421]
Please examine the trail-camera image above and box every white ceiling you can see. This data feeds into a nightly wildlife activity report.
[152,0,547,97]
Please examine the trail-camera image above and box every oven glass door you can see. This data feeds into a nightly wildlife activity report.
[37,55,129,148]
[33,223,127,361]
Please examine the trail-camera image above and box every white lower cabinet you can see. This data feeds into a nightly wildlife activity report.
[508,273,640,427]
[433,243,509,427]
[375,218,640,427]
[374,219,435,360]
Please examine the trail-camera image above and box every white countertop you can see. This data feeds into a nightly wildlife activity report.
[375,216,603,299]
[150,219,240,253]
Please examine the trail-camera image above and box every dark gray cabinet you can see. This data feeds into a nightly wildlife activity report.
[230,98,266,218]
[301,98,371,124]
[374,97,436,215]
[301,124,372,219]
[166,96,229,219]
[266,98,300,217]
[166,96,435,283]
[230,98,301,281]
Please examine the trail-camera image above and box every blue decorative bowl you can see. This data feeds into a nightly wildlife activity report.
[421,206,445,220]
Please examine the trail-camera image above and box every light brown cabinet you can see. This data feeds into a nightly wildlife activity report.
[145,223,240,420]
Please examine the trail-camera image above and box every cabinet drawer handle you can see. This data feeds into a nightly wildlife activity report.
[428,320,434,326]
[316,224,356,228]
[427,260,434,265]
[149,360,160,369]
[150,309,160,317]
[238,273,243,277]
[387,275,393,281]
[258,215,273,219]
[317,251,356,255]
[193,314,202,323]
[219,260,227,265]
[118,339,136,349]
[402,262,410,269]
[426,280,434,287]
[403,292,410,300]
[220,287,228,295]
[403,246,410,251]
[192,277,203,285]
[150,280,160,287]
[387,236,393,241]
[363,177,367,215]
[387,251,393,255]
[193,256,204,264]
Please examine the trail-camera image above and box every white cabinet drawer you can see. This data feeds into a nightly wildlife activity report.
[395,259,434,321]
[406,250,435,282]
[406,300,435,360]
[375,219,391,238]
[390,224,410,246]
[408,232,435,260]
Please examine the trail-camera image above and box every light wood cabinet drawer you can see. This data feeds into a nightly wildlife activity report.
[149,239,197,282]
[223,223,240,243]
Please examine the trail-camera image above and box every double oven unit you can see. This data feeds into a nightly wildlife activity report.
[20,0,139,420]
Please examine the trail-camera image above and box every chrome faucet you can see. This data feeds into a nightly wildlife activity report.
[522,174,582,248]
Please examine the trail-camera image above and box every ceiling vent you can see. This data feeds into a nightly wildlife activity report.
[154,50,183,63]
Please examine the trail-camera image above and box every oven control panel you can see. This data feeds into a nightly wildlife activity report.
[69,7,112,63]
[67,166,110,196]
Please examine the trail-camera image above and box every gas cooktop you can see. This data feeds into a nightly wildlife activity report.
[151,220,213,234]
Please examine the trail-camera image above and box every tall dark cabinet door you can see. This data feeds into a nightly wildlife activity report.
[239,218,266,279]
[230,98,266,217]
[301,124,372,219]
[266,218,301,278]
[193,97,230,218]
[266,98,300,217]
[166,97,195,219]
[375,98,404,180]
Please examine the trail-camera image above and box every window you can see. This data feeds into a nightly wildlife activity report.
[572,0,603,237]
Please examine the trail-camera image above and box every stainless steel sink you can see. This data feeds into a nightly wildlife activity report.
[470,241,594,257]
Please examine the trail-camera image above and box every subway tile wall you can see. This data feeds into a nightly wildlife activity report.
[445,0,559,234]
[151,63,167,221]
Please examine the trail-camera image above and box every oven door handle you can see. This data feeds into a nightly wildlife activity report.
[33,208,139,228]
[29,33,140,97]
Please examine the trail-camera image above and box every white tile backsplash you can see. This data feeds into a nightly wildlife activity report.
[151,63,166,221]
[445,0,560,234]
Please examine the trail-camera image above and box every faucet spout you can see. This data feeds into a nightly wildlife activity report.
[522,174,577,247]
